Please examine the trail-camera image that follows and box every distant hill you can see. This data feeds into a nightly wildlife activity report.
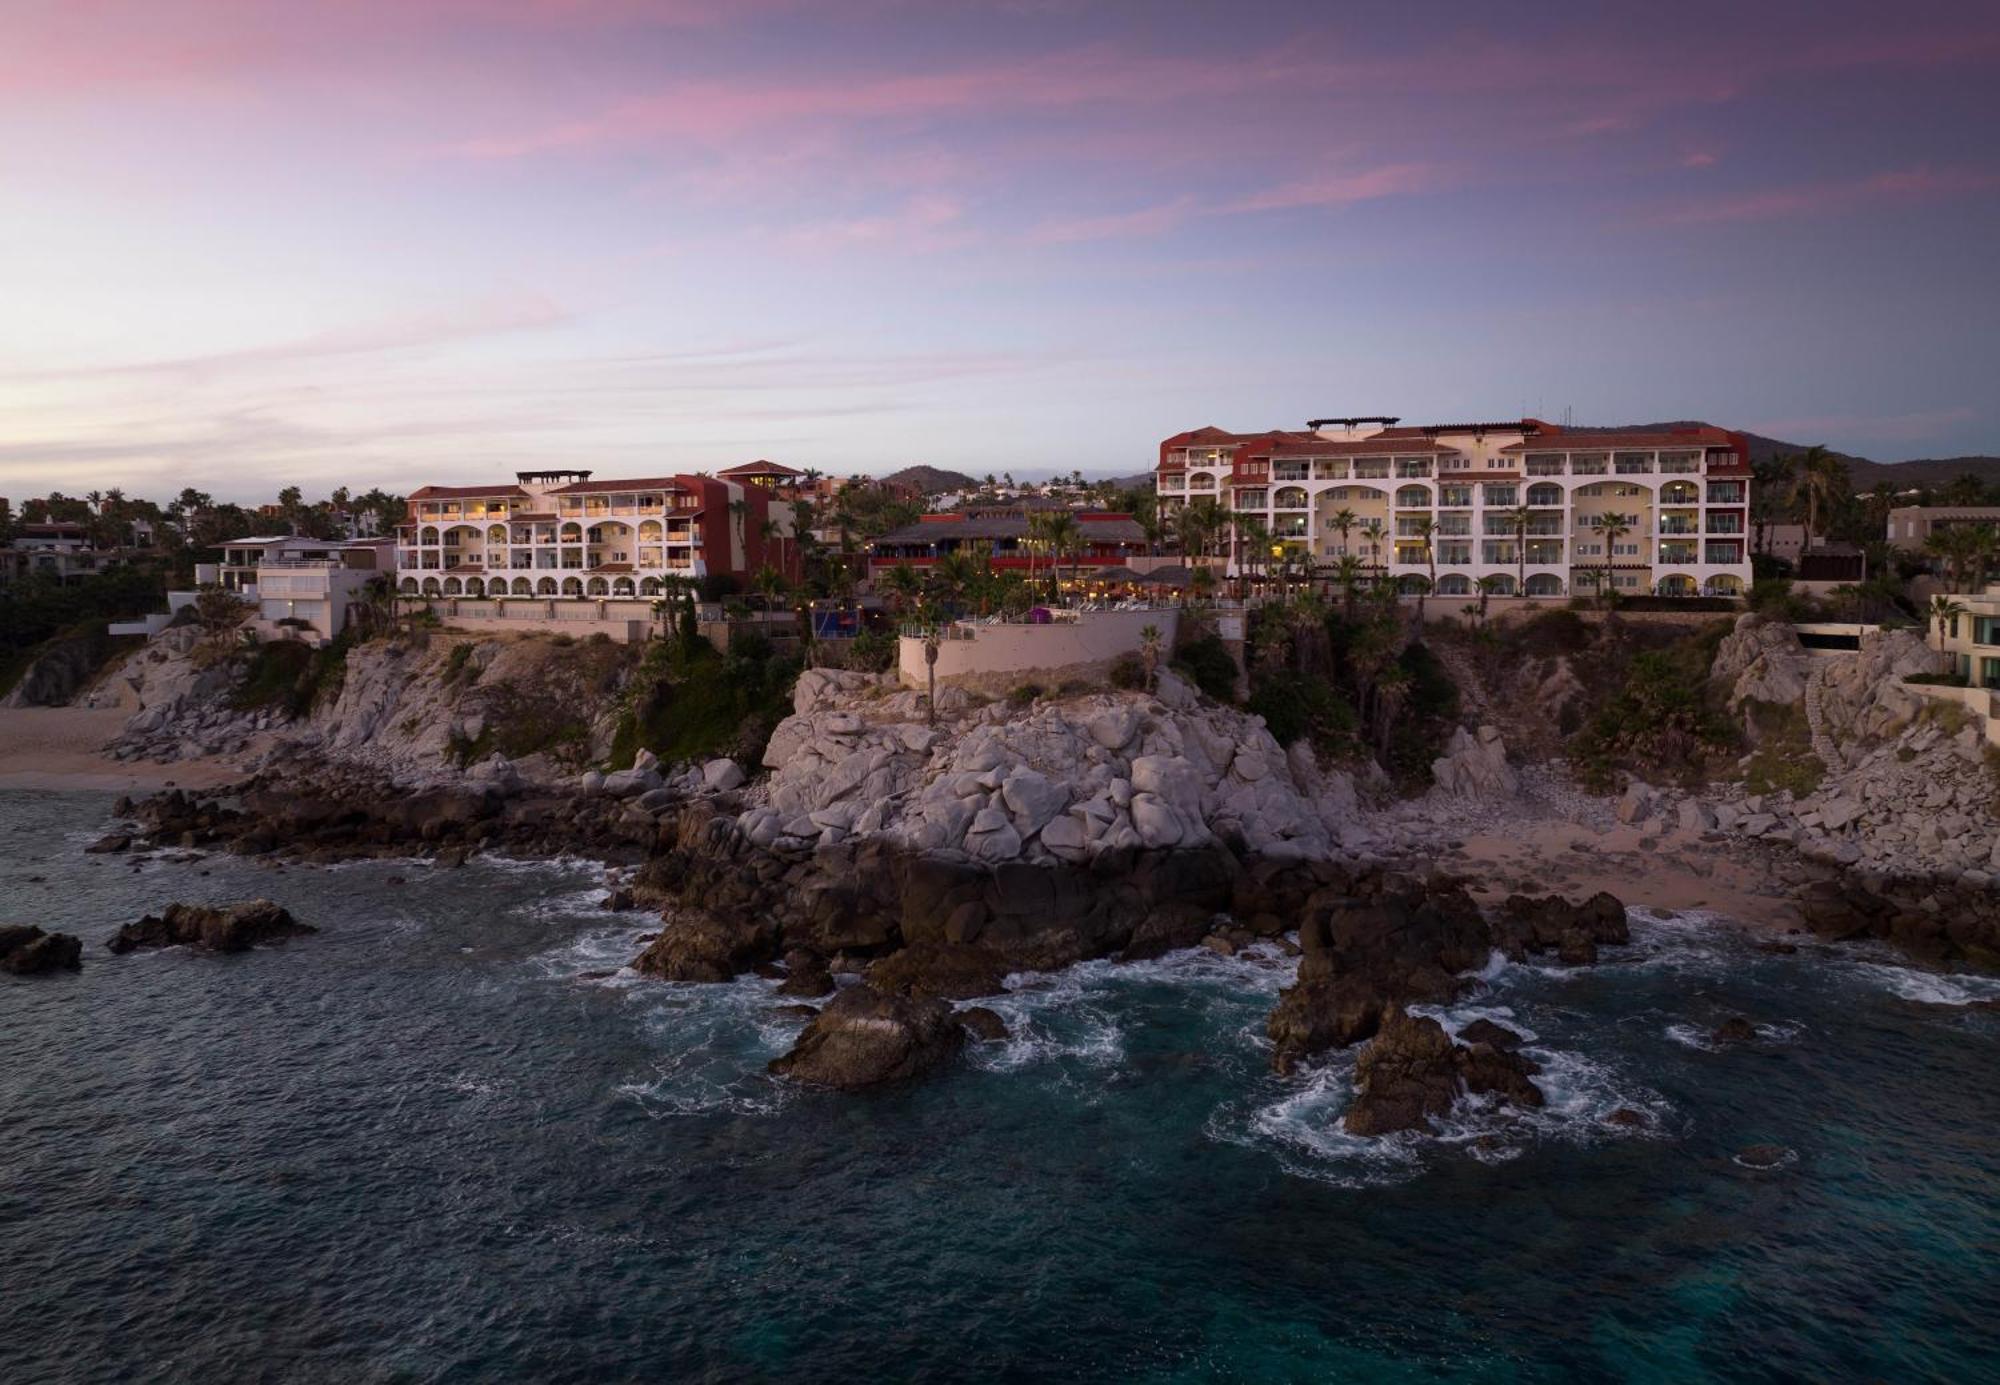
[881,465,979,495]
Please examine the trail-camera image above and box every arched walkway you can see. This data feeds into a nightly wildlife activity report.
[1657,574,1698,597]
[561,577,584,597]
[1704,574,1745,597]
[398,577,419,595]
[1434,573,1472,596]
[586,577,609,597]
[1524,573,1563,597]
[421,578,442,597]
[536,577,558,596]
[442,577,462,595]
[1484,573,1518,596]
[640,577,663,597]
[611,577,636,597]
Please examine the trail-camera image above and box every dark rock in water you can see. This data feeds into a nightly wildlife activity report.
[1343,1011,1462,1136]
[631,914,778,983]
[1711,1016,1758,1044]
[602,887,636,912]
[1735,1143,1793,1169]
[1202,932,1237,957]
[771,1003,821,1021]
[776,951,835,998]
[1343,1009,1545,1137]
[1756,940,1799,955]
[957,1006,1010,1042]
[108,900,314,955]
[1268,878,1490,1072]
[386,875,407,886]
[1,924,84,975]
[1557,927,1598,966]
[865,941,1011,1000]
[86,834,131,854]
[1492,891,1628,961]
[1606,1107,1650,1129]
[767,985,964,1089]
[1459,1018,1524,1051]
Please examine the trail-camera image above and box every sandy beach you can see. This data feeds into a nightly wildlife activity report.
[1442,819,1799,930]
[0,704,248,793]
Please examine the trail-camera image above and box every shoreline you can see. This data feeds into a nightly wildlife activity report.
[0,706,250,793]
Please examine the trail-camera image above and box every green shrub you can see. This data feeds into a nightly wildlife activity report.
[1569,637,1737,789]
[1108,651,1146,690]
[1742,700,1824,797]
[1007,683,1043,706]
[1245,669,1359,758]
[1172,634,1239,702]
[844,628,896,673]
[442,642,479,686]
[1515,609,1591,658]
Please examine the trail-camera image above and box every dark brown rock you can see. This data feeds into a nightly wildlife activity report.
[767,984,964,1089]
[630,913,778,982]
[775,952,835,998]
[1458,1018,1524,1051]
[85,834,131,854]
[1606,1107,1650,1128]
[957,1006,1010,1041]
[1343,1011,1462,1136]
[771,1003,821,1021]
[107,900,314,955]
[1,924,84,975]
[864,941,1011,1000]
[1711,1016,1758,1044]
[1735,1143,1793,1169]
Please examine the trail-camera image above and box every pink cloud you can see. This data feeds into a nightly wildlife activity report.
[1667,165,2000,224]
[1224,163,1440,213]
[1680,151,1719,169]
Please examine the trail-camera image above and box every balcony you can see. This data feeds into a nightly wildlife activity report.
[1706,517,1744,534]
[1706,486,1745,504]
[1395,460,1433,478]
[1525,458,1566,476]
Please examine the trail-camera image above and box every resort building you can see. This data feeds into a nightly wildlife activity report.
[394,469,797,602]
[868,506,1151,575]
[114,536,397,643]
[1886,506,2000,554]
[1155,417,1754,598]
[0,522,134,586]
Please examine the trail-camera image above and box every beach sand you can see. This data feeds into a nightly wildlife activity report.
[0,702,249,793]
[1441,819,1798,930]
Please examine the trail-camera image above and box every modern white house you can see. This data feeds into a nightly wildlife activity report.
[1155,416,1754,599]
[114,536,397,644]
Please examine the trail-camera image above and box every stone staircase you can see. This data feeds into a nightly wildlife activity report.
[1803,660,1842,767]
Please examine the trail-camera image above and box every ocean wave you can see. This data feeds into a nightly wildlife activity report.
[616,976,801,1117]
[1842,960,2000,1008]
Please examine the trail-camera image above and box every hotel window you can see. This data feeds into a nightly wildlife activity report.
[1483,485,1518,507]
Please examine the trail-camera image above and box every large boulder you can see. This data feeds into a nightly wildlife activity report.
[864,941,1012,1000]
[107,900,314,955]
[1,924,84,975]
[767,984,965,1089]
[1429,725,1518,799]
[1342,1009,1544,1136]
[631,913,778,982]
[1711,614,1812,711]
[1490,892,1629,962]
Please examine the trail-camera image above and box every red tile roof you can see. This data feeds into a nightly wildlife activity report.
[718,459,802,477]
[1500,427,1738,452]
[409,484,529,499]
[548,477,693,495]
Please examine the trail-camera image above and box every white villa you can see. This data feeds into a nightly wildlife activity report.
[1155,416,1754,599]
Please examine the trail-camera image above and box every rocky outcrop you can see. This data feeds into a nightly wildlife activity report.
[1490,892,1630,964]
[1712,614,1813,711]
[1341,1009,1544,1136]
[107,900,314,954]
[631,913,778,982]
[1428,725,1518,800]
[766,984,966,1089]
[0,925,84,975]
[1265,876,1493,1072]
[863,941,1012,1000]
[2,628,130,708]
[739,671,1363,866]
[1812,628,1939,749]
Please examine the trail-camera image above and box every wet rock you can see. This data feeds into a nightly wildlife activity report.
[865,941,1011,1000]
[1458,1018,1524,1051]
[630,914,778,982]
[107,900,314,955]
[1711,1016,1758,1044]
[1492,891,1628,961]
[957,1006,1010,1041]
[1606,1107,1650,1128]
[1342,1009,1544,1137]
[771,1003,821,1021]
[776,952,835,998]
[85,834,132,854]
[767,984,965,1089]
[602,887,636,912]
[1735,1143,1793,1169]
[0,924,84,975]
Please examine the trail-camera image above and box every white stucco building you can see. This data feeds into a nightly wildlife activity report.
[1155,416,1753,599]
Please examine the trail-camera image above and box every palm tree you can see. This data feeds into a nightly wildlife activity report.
[1360,519,1386,568]
[1415,516,1440,601]
[1330,507,1358,558]
[1475,574,1506,624]
[1408,572,1433,626]
[1041,511,1083,601]
[923,628,942,725]
[1597,512,1634,605]
[1790,446,1847,551]
[1753,452,1797,558]
[1139,623,1163,690]
[1235,513,1271,589]
[1333,555,1365,621]
[881,562,923,613]
[1508,505,1535,594]
[1930,594,1967,666]
[759,517,783,580]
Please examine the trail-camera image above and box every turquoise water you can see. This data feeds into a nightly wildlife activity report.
[4,788,1998,1382]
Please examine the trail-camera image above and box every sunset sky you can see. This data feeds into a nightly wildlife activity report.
[3,0,1998,500]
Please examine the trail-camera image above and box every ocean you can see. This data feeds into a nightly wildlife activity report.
[4,787,1998,1382]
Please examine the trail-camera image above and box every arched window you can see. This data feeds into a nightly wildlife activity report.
[1704,574,1745,597]
[1434,574,1472,596]
[586,577,609,596]
[1397,573,1430,595]
[443,577,462,595]
[398,577,418,594]
[464,578,484,597]
[1524,573,1563,596]
[486,525,507,544]
[640,577,663,596]
[1187,471,1216,491]
[559,522,582,542]
[611,577,635,597]
[639,521,663,542]
[1526,483,1563,508]
[421,578,442,596]
[1657,575,1697,597]
[420,526,440,544]
[561,577,583,597]
[1484,573,1517,596]
[537,577,558,596]
[1395,485,1431,509]
[511,577,532,595]
[1273,486,1308,510]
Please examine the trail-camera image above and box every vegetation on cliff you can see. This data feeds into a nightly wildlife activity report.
[610,616,801,769]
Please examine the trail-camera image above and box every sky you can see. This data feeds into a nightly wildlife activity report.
[2,0,1998,502]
